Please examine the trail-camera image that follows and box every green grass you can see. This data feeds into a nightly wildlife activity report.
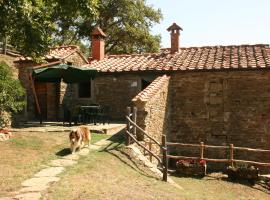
[1,131,269,199]
[172,175,269,200]
[46,147,183,200]
[10,136,43,149]
[91,133,110,144]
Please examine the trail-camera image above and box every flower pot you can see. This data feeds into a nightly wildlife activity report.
[227,166,259,184]
[176,165,206,176]
[176,159,207,177]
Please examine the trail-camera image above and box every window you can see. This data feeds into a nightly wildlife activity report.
[78,81,91,98]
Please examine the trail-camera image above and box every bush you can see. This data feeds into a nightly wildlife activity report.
[0,62,25,127]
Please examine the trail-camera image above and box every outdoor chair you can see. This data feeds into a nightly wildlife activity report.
[63,106,71,125]
[79,105,100,125]
[62,105,83,126]
[97,105,111,125]
[71,105,82,125]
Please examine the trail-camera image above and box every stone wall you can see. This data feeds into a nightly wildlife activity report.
[133,76,170,156]
[65,52,88,66]
[59,74,157,120]
[168,71,270,172]
[93,75,146,120]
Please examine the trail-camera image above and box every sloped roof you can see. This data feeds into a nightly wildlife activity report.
[84,44,270,73]
[132,75,170,102]
[15,45,84,62]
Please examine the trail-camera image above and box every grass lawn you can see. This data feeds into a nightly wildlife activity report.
[172,175,269,200]
[44,134,270,200]
[0,131,109,197]
[1,131,269,199]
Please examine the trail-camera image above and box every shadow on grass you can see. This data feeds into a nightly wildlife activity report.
[101,130,159,180]
[171,172,205,180]
[186,172,270,194]
[224,177,270,194]
[56,148,70,156]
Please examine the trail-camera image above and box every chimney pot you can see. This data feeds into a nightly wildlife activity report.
[91,27,106,60]
[167,23,183,53]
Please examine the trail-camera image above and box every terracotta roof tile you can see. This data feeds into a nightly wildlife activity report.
[132,75,170,102]
[15,45,79,62]
[85,44,270,73]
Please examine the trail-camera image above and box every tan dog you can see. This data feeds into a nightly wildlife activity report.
[69,126,91,154]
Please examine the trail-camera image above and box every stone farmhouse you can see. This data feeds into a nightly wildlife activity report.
[16,23,270,169]
[15,45,89,120]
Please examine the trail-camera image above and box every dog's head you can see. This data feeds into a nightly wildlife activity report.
[69,129,79,144]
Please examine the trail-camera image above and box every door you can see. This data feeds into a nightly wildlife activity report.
[34,82,47,120]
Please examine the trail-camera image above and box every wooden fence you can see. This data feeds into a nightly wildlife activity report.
[166,142,270,167]
[125,107,168,181]
[126,106,270,182]
[0,41,20,56]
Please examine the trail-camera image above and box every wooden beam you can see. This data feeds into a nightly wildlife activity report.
[28,72,42,123]
[234,146,270,152]
[125,107,131,146]
[32,61,61,69]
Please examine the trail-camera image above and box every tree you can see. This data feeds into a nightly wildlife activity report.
[0,0,162,57]
[0,0,56,57]
[54,0,162,54]
[0,62,25,127]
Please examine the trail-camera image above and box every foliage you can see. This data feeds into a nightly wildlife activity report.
[57,0,162,54]
[0,62,25,119]
[0,0,162,57]
[0,0,54,57]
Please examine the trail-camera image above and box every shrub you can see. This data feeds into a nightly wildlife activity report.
[0,61,25,127]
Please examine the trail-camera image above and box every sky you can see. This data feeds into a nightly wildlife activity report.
[146,0,270,48]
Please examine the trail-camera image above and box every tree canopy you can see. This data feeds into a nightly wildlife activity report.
[0,0,162,57]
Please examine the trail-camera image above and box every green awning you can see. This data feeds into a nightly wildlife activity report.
[32,64,97,83]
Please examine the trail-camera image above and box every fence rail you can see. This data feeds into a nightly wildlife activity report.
[0,42,20,56]
[166,141,270,167]
[125,107,168,181]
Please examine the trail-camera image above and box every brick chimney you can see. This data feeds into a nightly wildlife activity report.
[167,23,183,53]
[91,27,107,60]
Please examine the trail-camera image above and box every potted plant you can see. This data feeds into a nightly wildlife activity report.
[0,129,12,141]
[227,164,259,184]
[176,159,207,177]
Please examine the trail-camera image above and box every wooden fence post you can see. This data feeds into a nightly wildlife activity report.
[125,107,131,146]
[162,135,168,182]
[200,142,204,159]
[132,107,137,140]
[3,36,7,55]
[149,141,152,162]
[229,144,234,167]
